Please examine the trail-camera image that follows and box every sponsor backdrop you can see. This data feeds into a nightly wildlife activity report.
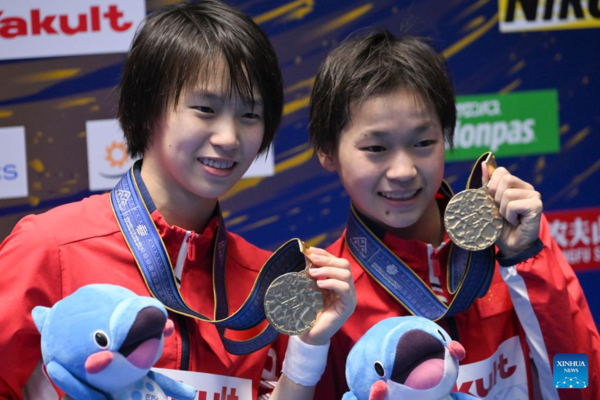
[0,0,598,333]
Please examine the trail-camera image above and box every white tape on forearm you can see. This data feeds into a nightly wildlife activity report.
[282,335,330,387]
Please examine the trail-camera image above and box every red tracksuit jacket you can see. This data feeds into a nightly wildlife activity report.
[0,189,285,400]
[315,213,600,400]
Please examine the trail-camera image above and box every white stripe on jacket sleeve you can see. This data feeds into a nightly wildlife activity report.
[501,265,560,400]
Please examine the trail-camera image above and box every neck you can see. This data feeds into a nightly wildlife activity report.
[386,198,445,247]
[140,160,217,233]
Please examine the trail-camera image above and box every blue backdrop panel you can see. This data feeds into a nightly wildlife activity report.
[1,0,599,320]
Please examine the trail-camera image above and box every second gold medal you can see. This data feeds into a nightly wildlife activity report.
[444,153,503,251]
[264,242,324,336]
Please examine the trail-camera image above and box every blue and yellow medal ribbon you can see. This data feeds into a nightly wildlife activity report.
[345,153,496,320]
[110,165,306,354]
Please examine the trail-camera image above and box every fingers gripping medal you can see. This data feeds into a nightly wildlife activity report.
[264,242,324,335]
[444,154,504,251]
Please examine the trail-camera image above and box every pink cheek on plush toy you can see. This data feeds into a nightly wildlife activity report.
[164,319,174,337]
[369,380,387,400]
[448,340,466,361]
[85,351,114,374]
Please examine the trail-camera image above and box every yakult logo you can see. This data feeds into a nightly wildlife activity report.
[0,0,145,61]
[455,336,528,399]
[0,5,132,38]
[456,352,517,396]
[152,368,252,400]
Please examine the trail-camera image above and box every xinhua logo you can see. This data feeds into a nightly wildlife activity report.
[553,353,588,389]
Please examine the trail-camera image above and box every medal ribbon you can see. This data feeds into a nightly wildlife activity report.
[345,153,496,320]
[110,164,306,354]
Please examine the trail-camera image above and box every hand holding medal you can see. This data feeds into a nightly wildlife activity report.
[264,242,356,345]
[479,162,543,257]
[445,153,543,256]
[264,242,323,336]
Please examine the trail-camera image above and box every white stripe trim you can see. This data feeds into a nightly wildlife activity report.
[174,231,193,284]
[23,361,59,400]
[260,380,277,389]
[501,265,559,400]
[427,244,445,297]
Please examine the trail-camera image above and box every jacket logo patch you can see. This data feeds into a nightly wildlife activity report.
[455,336,528,399]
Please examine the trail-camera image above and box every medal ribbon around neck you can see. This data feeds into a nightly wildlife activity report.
[345,154,496,320]
[110,165,307,354]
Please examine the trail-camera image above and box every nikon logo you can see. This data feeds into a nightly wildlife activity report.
[499,0,600,32]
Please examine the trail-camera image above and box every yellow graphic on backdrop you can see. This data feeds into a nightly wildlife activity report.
[499,0,600,32]
[254,0,313,24]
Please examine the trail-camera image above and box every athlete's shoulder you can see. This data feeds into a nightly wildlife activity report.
[17,193,119,246]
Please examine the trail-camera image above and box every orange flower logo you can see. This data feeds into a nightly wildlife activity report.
[105,141,128,168]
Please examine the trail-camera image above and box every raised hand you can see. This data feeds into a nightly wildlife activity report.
[482,164,543,257]
[299,247,356,346]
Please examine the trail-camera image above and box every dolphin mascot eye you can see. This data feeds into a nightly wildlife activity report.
[93,330,110,349]
[374,361,385,377]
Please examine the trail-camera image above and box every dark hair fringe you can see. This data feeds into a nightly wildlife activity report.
[118,0,283,158]
[309,29,456,156]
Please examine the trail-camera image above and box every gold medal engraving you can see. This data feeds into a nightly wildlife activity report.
[264,241,323,335]
[264,271,323,335]
[444,153,503,251]
[444,188,503,251]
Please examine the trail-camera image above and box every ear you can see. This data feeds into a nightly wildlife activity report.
[32,306,50,334]
[317,150,337,172]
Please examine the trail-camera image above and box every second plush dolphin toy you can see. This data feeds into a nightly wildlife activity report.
[32,284,196,400]
[343,316,477,400]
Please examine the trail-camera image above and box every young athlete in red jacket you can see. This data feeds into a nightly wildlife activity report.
[308,30,599,399]
[0,2,356,399]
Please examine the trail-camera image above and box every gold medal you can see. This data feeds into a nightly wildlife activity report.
[444,154,503,251]
[264,242,323,336]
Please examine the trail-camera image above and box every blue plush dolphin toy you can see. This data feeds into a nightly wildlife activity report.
[343,316,477,400]
[32,284,196,400]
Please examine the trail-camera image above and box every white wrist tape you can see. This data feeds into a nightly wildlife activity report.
[282,335,330,387]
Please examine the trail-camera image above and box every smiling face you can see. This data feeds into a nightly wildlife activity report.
[319,89,446,242]
[150,77,263,198]
[140,65,265,219]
